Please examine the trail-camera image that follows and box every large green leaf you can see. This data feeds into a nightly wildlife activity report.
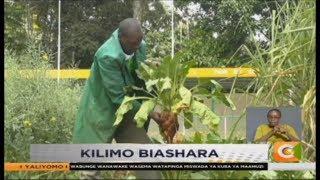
[134,99,156,128]
[179,86,192,105]
[114,96,135,126]
[114,96,150,126]
[136,62,155,81]
[206,131,222,143]
[159,77,172,92]
[193,132,204,143]
[150,137,164,144]
[172,86,192,113]
[191,86,211,97]
[191,100,220,130]
[145,79,159,92]
[183,111,193,129]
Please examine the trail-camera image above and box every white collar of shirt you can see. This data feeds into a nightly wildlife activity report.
[124,52,134,61]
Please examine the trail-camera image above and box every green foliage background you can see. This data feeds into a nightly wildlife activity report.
[5,0,283,68]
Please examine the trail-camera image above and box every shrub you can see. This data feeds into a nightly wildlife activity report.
[5,44,83,179]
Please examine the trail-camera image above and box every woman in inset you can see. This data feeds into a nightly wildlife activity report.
[254,108,300,144]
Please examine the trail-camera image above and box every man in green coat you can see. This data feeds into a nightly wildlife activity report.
[72,18,167,179]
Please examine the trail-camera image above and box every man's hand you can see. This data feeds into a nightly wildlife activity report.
[278,126,287,134]
[149,112,162,123]
[274,125,287,135]
[149,111,179,143]
[272,125,280,134]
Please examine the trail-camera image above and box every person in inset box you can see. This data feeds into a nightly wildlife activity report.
[254,108,300,144]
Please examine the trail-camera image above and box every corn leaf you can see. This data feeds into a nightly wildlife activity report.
[210,79,223,92]
[191,100,220,130]
[213,90,236,110]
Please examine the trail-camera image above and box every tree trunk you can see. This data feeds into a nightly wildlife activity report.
[26,2,33,38]
[132,0,142,21]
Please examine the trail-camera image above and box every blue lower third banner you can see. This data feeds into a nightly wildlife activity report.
[69,162,268,170]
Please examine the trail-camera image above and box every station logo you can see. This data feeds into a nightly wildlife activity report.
[273,141,302,162]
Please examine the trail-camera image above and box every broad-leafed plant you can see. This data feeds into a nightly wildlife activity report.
[113,55,235,143]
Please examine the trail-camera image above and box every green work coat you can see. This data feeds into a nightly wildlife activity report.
[72,29,147,143]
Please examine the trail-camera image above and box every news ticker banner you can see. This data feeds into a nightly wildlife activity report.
[30,144,268,163]
[5,162,268,171]
[5,143,315,171]
[5,162,316,171]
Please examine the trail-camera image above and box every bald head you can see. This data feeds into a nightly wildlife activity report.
[119,18,142,38]
[118,18,143,55]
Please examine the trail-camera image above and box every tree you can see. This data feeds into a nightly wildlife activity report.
[5,1,29,53]
[28,0,134,68]
[172,0,286,67]
[5,0,286,68]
